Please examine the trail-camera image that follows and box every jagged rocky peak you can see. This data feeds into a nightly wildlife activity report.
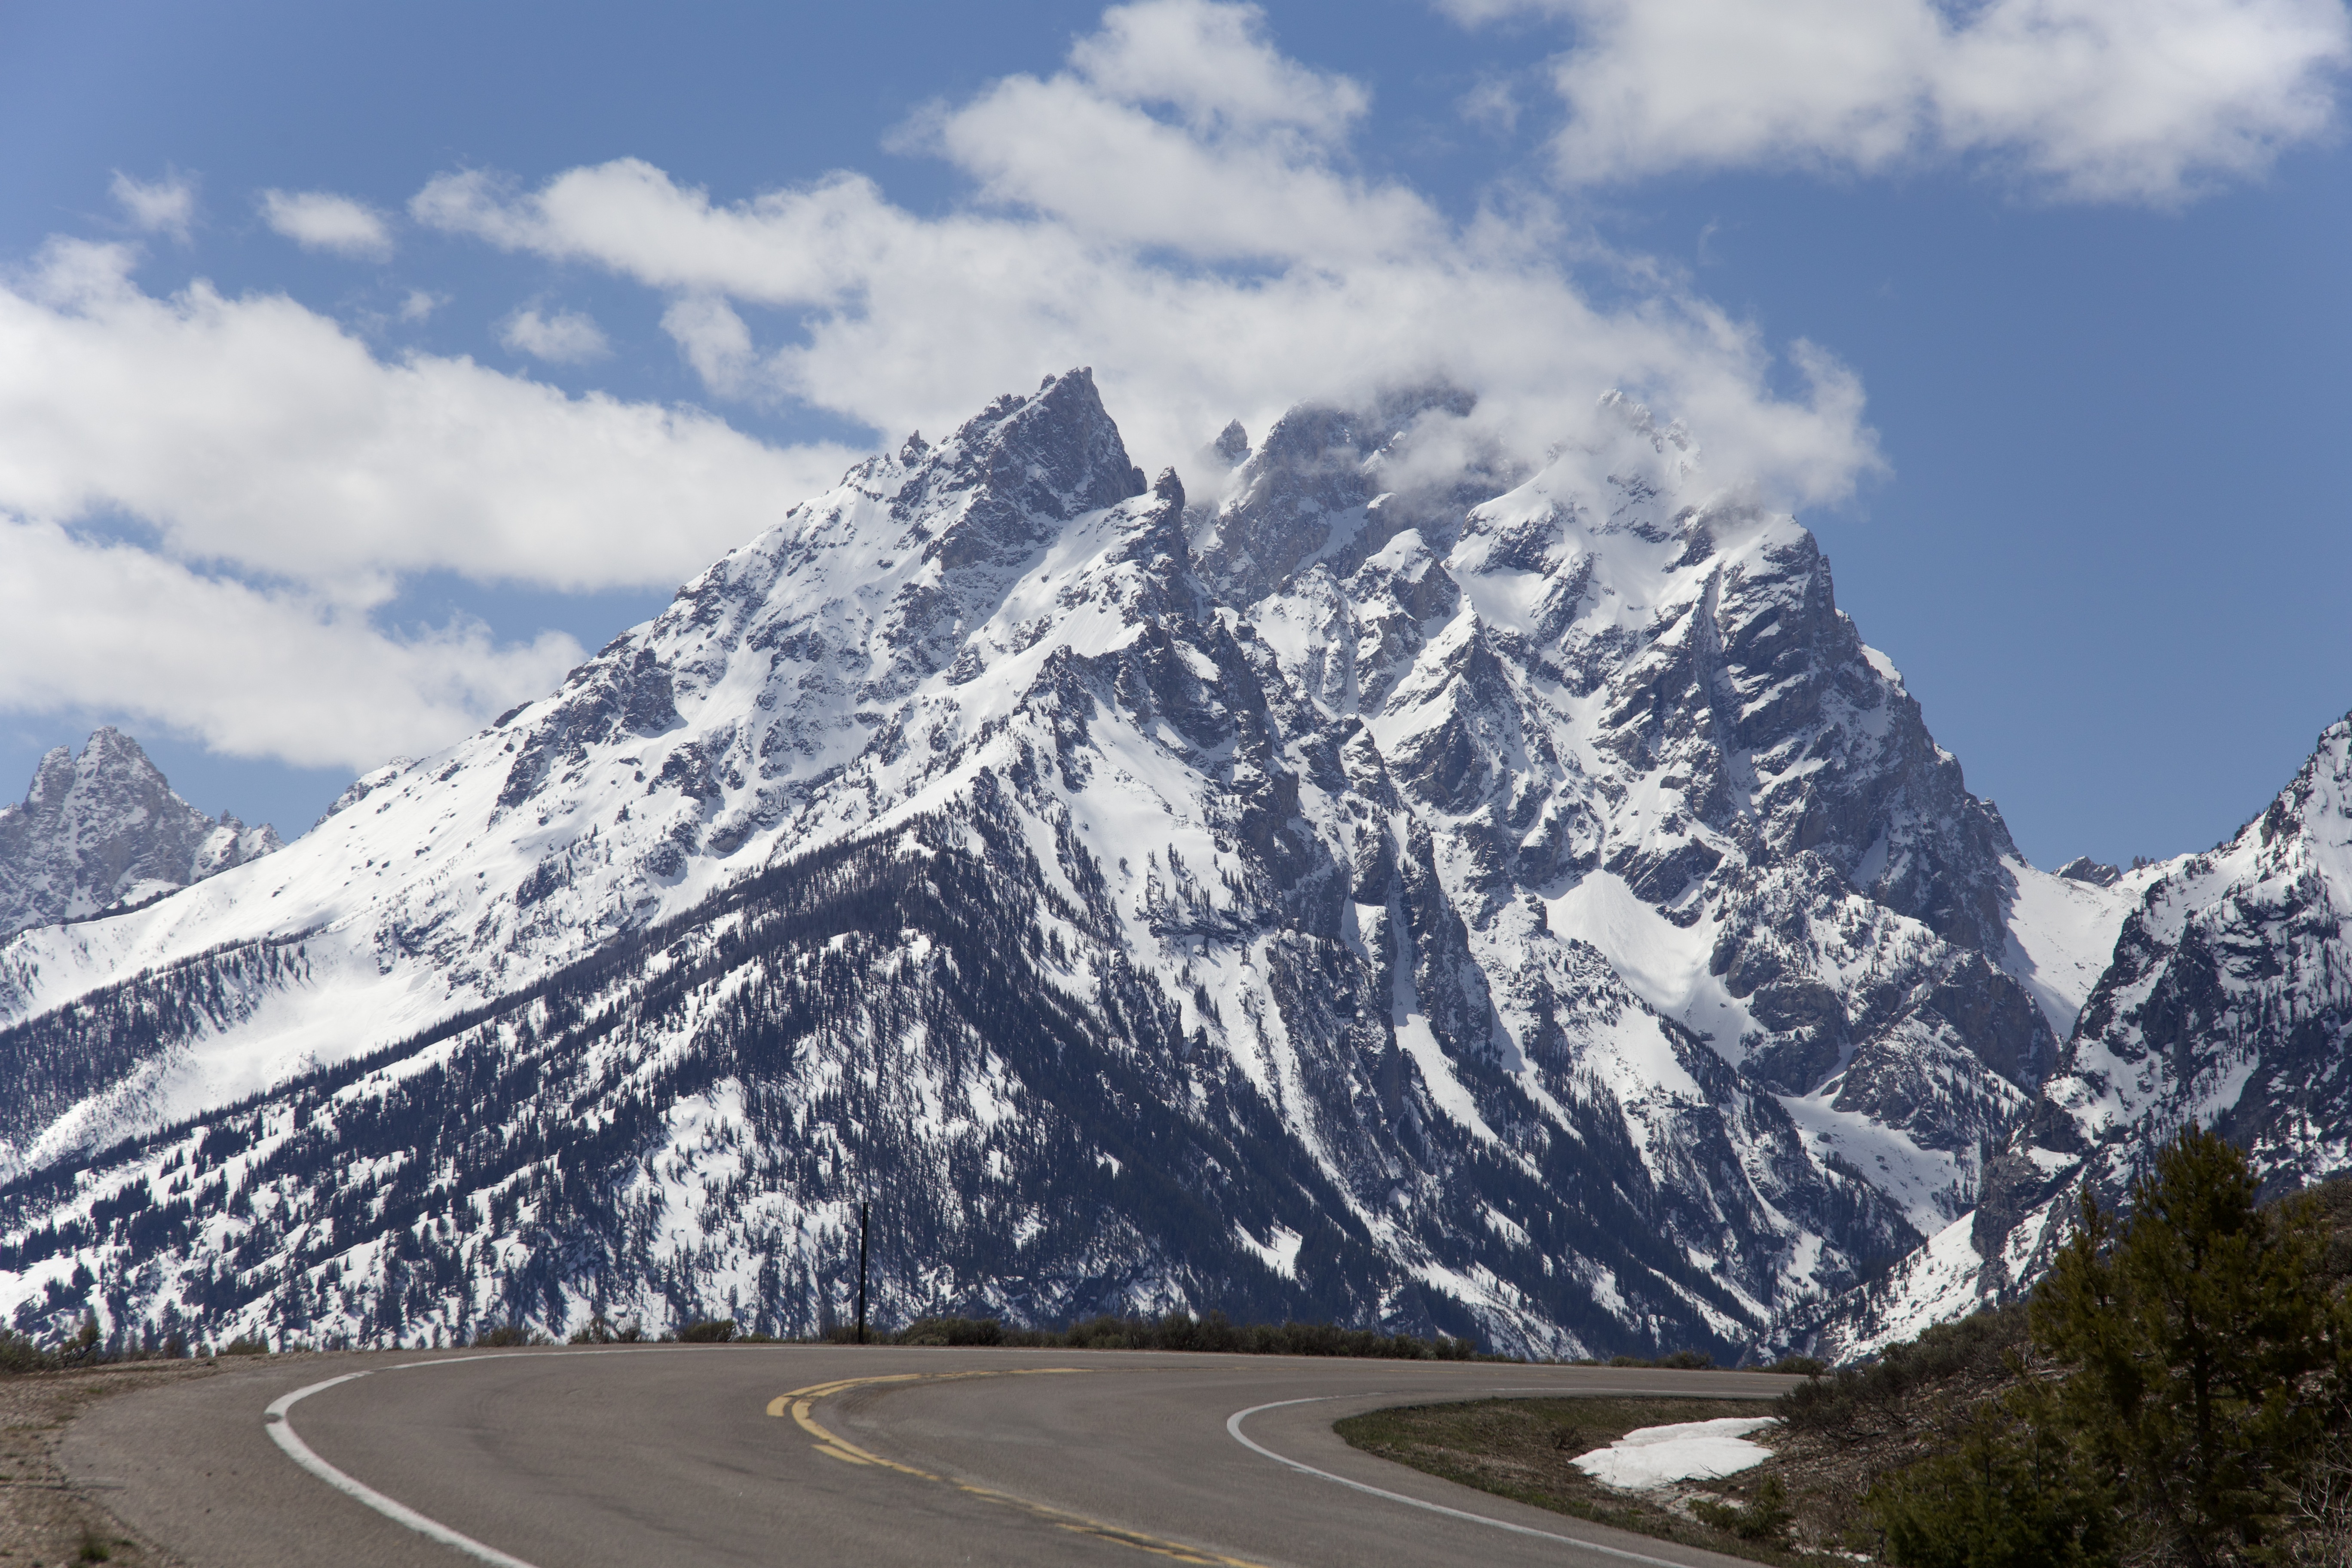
[2011,714,2352,1209]
[0,728,278,937]
[893,367,1145,561]
[1191,383,1519,607]
[2055,855,2121,887]
[1213,419,1250,467]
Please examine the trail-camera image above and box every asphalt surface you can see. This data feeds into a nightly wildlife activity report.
[61,1345,1801,1567]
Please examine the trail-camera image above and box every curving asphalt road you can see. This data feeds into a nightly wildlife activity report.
[60,1346,1800,1567]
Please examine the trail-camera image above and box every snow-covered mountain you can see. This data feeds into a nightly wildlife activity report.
[0,372,2160,1357]
[0,729,278,941]
[1782,718,2352,1361]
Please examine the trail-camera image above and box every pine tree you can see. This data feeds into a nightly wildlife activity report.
[1866,1390,2115,1568]
[2031,1126,2343,1566]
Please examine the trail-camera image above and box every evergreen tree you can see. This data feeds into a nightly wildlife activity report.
[2031,1126,2345,1566]
[1865,1391,2115,1568]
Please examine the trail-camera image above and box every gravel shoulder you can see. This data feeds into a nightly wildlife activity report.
[0,1360,225,1568]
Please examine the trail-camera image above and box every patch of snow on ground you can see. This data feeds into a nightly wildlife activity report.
[1571,1418,1778,1490]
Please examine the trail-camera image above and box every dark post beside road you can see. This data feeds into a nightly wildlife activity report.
[856,1200,870,1346]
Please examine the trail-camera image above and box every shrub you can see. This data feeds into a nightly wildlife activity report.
[470,1324,542,1348]
[220,1335,270,1356]
[566,1314,643,1345]
[58,1313,102,1366]
[1603,1348,1716,1370]
[1776,1303,2026,1439]
[895,1316,1004,1347]
[813,1311,1485,1359]
[0,1330,55,1373]
[1865,1401,2113,1568]
[1691,1473,1793,1542]
[677,1319,736,1343]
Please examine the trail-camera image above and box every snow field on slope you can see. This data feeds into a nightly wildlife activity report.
[2001,858,2163,1036]
[1773,1091,1968,1237]
[1546,872,1759,1062]
[1822,1212,1986,1363]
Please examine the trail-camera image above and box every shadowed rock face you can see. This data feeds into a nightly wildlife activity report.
[0,374,2134,1363]
[0,729,277,938]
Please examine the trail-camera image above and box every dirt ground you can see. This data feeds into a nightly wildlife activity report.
[0,1362,219,1568]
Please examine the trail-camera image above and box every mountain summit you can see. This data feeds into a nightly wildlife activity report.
[0,728,278,940]
[0,374,2245,1357]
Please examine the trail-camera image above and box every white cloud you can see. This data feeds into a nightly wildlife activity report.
[1066,0,1369,137]
[111,172,196,243]
[260,189,395,259]
[499,305,611,363]
[412,0,1881,508]
[399,289,444,322]
[1460,79,1522,138]
[1444,0,2350,202]
[660,296,753,395]
[0,239,856,605]
[0,515,582,771]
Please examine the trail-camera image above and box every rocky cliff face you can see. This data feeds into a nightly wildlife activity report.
[0,374,2147,1358]
[0,729,278,940]
[1779,720,2352,1362]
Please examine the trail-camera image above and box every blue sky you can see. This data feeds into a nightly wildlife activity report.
[2,0,2348,868]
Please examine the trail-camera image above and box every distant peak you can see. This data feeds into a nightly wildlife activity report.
[1214,420,1250,467]
[77,726,165,778]
[2055,856,2121,887]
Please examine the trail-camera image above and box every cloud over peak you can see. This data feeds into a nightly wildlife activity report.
[411,0,1880,509]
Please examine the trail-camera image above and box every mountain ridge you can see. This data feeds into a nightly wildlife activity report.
[0,370,2271,1360]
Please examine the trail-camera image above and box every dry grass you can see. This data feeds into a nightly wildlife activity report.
[0,1362,215,1568]
[1336,1395,1825,1564]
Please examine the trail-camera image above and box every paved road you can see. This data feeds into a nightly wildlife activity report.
[61,1346,1799,1567]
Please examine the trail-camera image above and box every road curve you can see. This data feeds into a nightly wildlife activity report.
[61,1346,1798,1567]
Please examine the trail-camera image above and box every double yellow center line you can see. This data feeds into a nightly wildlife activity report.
[768,1370,1267,1567]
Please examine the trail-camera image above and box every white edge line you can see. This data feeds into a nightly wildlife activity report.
[263,1349,686,1568]
[1224,1395,1716,1568]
